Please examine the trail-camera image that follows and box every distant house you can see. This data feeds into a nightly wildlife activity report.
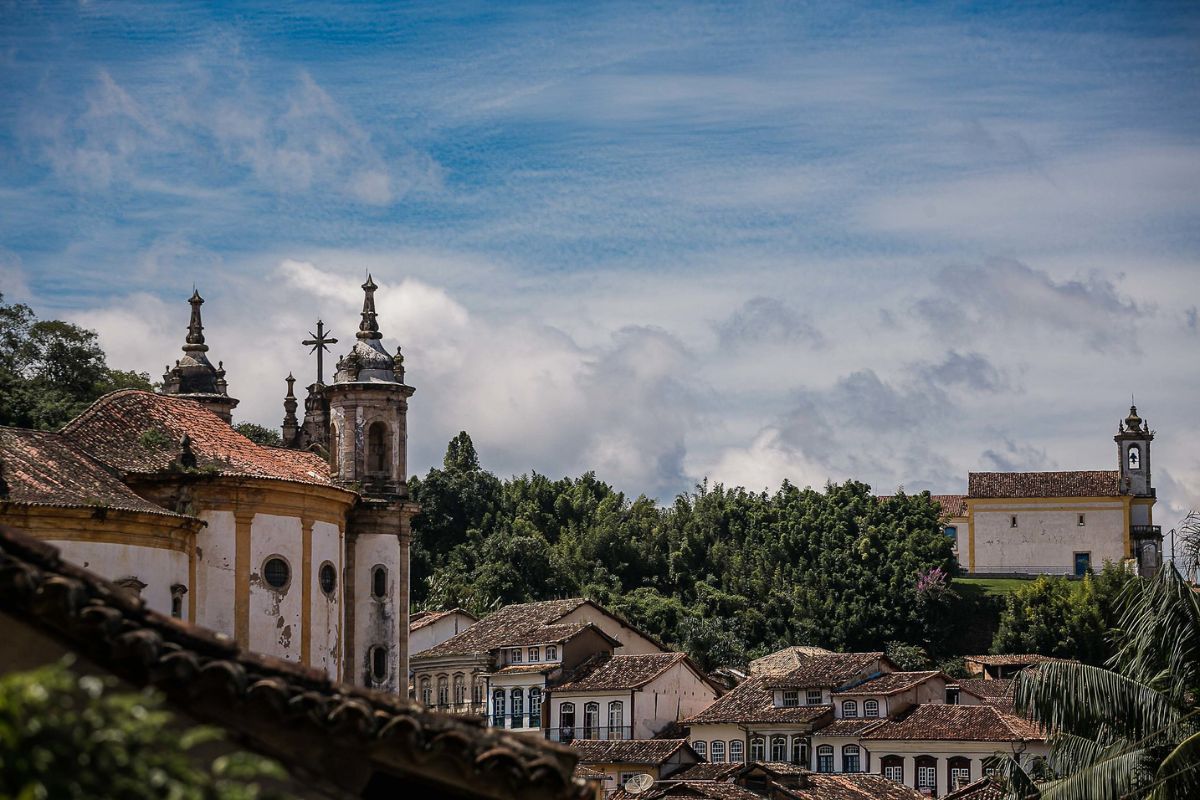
[409,608,477,660]
[954,678,1015,712]
[569,739,699,796]
[962,654,1057,681]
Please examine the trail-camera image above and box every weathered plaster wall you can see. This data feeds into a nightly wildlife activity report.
[50,539,187,618]
[249,513,303,662]
[310,520,342,679]
[558,605,664,655]
[353,531,400,691]
[196,509,235,635]
[972,501,1126,573]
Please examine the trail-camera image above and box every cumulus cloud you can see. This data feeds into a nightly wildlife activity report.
[980,437,1053,472]
[714,296,824,349]
[917,350,1008,393]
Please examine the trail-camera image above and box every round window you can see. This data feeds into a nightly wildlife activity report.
[319,562,337,596]
[263,557,290,590]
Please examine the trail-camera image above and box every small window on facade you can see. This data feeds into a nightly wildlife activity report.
[170,583,186,619]
[917,765,936,791]
[511,648,523,663]
[510,688,524,727]
[492,690,505,726]
[782,690,799,707]
[805,689,822,706]
[420,677,432,705]
[607,701,623,736]
[560,702,575,737]
[1011,515,1019,528]
[842,745,861,773]
[547,645,558,660]
[529,688,542,729]
[583,702,600,739]
[437,676,449,707]
[710,740,726,763]
[882,756,903,783]
[863,699,879,717]
[453,673,466,706]
[693,741,707,759]
[370,646,387,683]
[749,737,765,761]
[472,680,484,706]
[841,700,858,718]
[319,562,337,595]
[791,736,805,765]
[1078,514,1086,526]
[263,557,289,590]
[771,736,787,762]
[529,646,540,662]
[816,746,834,773]
[1129,446,1141,470]
[729,740,744,763]
[368,421,390,474]
[945,525,957,540]
[371,565,387,599]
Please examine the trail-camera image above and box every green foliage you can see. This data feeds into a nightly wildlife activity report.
[1001,567,1200,800]
[991,564,1134,666]
[886,640,933,671]
[0,293,152,430]
[0,659,286,800]
[412,433,960,667]
[233,423,283,447]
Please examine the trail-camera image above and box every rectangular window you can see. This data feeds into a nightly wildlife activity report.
[1074,552,1092,577]
[729,740,744,763]
[917,766,936,790]
[693,741,707,759]
[951,767,971,789]
[710,741,726,763]
[1078,514,1086,526]
[529,646,540,662]
[782,690,799,707]
[884,765,903,782]
[817,750,834,773]
[750,738,765,761]
[806,689,823,706]
[511,648,522,663]
[547,645,558,660]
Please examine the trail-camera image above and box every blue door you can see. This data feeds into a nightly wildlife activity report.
[1074,552,1091,577]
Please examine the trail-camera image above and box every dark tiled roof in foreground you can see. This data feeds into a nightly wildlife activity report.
[612,782,763,800]
[965,654,1056,667]
[0,525,587,800]
[684,675,832,726]
[0,427,181,518]
[62,390,336,487]
[765,652,888,689]
[569,739,692,766]
[944,777,1003,800]
[968,470,1121,498]
[862,704,1043,742]
[667,763,744,781]
[811,718,884,737]
[555,653,689,692]
[835,671,943,696]
[789,773,925,799]
[414,599,589,658]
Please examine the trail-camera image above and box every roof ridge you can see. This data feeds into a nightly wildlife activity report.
[59,388,157,434]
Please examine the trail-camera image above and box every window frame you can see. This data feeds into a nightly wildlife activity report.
[710,740,726,764]
[749,737,765,761]
[771,736,787,762]
[816,745,834,773]
[492,689,505,726]
[782,689,799,707]
[729,740,744,763]
[693,740,707,759]
[805,689,822,706]
[842,744,861,773]
[863,699,880,717]
[841,699,859,718]
[261,555,291,592]
[370,564,387,599]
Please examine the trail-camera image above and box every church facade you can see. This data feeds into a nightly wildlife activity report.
[0,277,416,691]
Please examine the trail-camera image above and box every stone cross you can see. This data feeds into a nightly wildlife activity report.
[302,320,338,385]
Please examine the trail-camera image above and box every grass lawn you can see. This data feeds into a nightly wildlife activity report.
[955,576,1035,597]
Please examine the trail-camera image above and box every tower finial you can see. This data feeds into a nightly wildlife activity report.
[357,274,381,341]
[185,289,207,351]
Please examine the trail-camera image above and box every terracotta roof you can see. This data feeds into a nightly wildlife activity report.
[944,777,1002,800]
[742,761,811,777]
[488,664,559,676]
[555,653,689,692]
[788,773,925,800]
[573,764,606,781]
[968,470,1121,499]
[668,763,744,781]
[0,427,182,518]
[811,718,883,737]
[685,675,832,726]
[834,671,943,696]
[749,646,833,676]
[410,608,477,632]
[414,598,590,659]
[569,738,694,766]
[0,525,589,800]
[613,783,763,800]
[62,390,336,487]
[501,623,610,648]
[958,678,1015,707]
[861,705,1043,742]
[764,653,888,689]
[964,653,1058,667]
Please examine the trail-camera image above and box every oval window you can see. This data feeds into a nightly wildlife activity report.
[263,557,289,590]
[319,562,337,596]
[371,565,387,599]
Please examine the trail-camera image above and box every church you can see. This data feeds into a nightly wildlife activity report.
[0,277,416,692]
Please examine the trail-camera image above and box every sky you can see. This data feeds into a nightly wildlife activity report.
[1,1,1199,518]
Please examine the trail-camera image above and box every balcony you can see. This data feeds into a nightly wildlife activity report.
[1132,525,1162,539]
[489,713,542,730]
[543,726,632,744]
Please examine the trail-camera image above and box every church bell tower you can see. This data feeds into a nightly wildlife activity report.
[1115,404,1154,498]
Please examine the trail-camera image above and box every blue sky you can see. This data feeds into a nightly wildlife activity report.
[2,1,1199,514]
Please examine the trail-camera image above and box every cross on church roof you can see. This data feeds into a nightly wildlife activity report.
[302,319,338,385]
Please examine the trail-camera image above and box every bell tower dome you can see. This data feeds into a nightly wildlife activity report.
[1115,403,1154,497]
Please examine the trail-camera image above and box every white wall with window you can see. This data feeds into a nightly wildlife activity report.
[486,674,549,730]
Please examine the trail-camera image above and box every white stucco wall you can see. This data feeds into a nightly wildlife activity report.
[410,612,476,656]
[249,513,303,663]
[867,741,1050,797]
[558,604,665,654]
[310,520,343,679]
[638,664,719,737]
[972,501,1126,574]
[196,509,235,634]
[354,532,400,691]
[50,540,187,619]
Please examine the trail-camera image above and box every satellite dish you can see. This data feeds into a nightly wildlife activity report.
[624,773,655,794]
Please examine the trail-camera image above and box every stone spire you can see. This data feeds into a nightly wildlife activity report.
[357,274,382,341]
[160,289,238,424]
[282,373,299,444]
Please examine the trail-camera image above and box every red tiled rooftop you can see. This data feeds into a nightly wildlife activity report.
[555,653,689,692]
[861,704,1043,742]
[968,470,1121,499]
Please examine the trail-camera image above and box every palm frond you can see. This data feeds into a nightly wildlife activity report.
[1036,746,1150,800]
[1150,729,1200,800]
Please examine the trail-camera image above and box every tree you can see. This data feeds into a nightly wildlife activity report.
[0,659,286,799]
[1001,567,1200,799]
[0,293,152,430]
[234,423,283,447]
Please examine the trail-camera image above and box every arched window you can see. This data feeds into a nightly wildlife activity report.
[710,740,726,763]
[1129,445,1141,470]
[583,702,600,739]
[842,745,861,773]
[492,689,505,726]
[437,676,449,707]
[816,746,834,773]
[510,688,524,727]
[472,678,484,707]
[607,701,624,738]
[453,673,466,706]
[420,677,431,706]
[841,699,858,718]
[529,688,542,729]
[368,421,390,474]
[771,736,787,762]
[749,737,765,761]
[693,741,707,759]
[791,736,807,765]
[371,565,387,599]
[864,699,880,717]
[170,583,186,619]
[370,646,387,684]
[559,702,576,741]
[729,740,744,763]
